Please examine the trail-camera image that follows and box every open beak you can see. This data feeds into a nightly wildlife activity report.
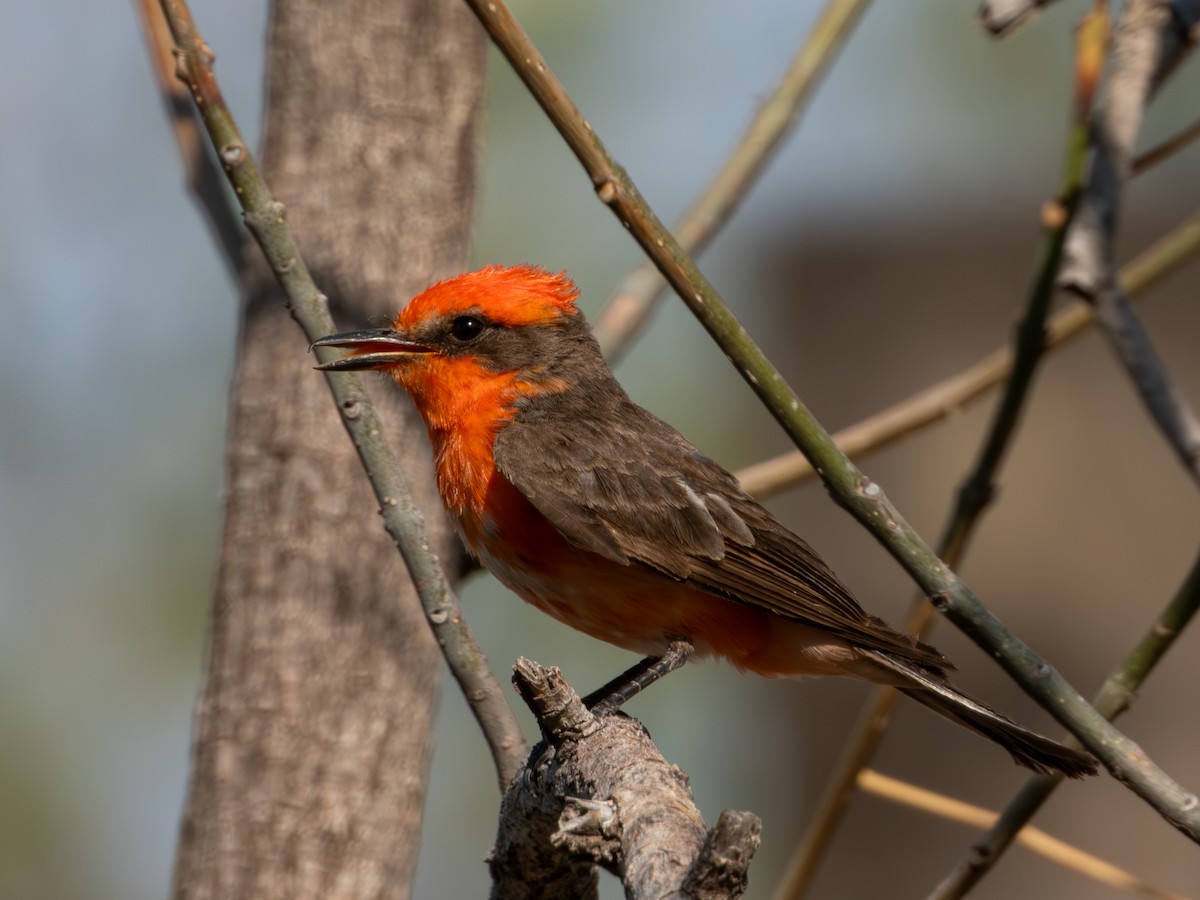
[311,329,433,371]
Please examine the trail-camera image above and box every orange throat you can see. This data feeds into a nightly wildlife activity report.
[395,357,539,516]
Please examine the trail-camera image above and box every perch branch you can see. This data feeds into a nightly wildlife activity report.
[491,660,760,899]
[158,0,527,790]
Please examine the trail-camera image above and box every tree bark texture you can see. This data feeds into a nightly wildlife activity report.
[491,660,760,900]
[172,2,486,898]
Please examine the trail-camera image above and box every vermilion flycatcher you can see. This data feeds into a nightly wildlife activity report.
[314,264,1095,778]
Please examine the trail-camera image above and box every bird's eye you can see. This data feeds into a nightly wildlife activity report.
[449,315,486,341]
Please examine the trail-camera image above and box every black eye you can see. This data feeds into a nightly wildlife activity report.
[449,315,486,341]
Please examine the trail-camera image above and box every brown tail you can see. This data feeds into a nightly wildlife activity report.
[862,650,1097,778]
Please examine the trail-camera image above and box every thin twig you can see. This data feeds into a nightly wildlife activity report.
[592,0,872,362]
[462,0,815,441]
[1131,116,1200,175]
[856,770,1190,900]
[1061,0,1200,485]
[1092,279,1200,484]
[979,0,1066,38]
[771,13,1101,893]
[931,547,1200,899]
[736,205,1200,498]
[1063,0,1197,295]
[135,0,246,282]
[158,0,527,790]
[467,0,1200,837]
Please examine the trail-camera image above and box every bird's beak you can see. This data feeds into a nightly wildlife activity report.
[311,329,433,371]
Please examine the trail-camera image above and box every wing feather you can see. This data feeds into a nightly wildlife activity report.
[494,398,947,671]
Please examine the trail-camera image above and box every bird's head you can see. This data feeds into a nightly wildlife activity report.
[313,265,613,427]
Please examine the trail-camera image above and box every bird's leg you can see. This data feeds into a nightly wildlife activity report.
[583,639,694,713]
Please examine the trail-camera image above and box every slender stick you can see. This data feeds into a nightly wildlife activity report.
[158,0,527,790]
[1131,116,1200,175]
[135,0,246,281]
[593,0,872,362]
[979,0,1068,38]
[466,0,1200,837]
[1060,0,1200,485]
[930,547,1200,898]
[771,14,1102,894]
[1091,280,1200,485]
[735,206,1200,498]
[462,0,812,440]
[857,770,1188,900]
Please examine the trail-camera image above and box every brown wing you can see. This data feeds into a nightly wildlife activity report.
[494,394,949,672]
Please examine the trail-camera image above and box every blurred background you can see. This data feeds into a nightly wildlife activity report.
[2,1,1199,898]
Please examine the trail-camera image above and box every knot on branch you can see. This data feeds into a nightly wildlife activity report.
[552,797,621,864]
[512,656,602,745]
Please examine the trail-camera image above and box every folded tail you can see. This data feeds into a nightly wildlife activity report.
[860,649,1097,779]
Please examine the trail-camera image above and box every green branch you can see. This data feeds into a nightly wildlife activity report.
[593,0,872,362]
[465,0,1200,837]
[736,205,1200,498]
[771,25,1098,890]
[931,548,1200,898]
[159,0,527,791]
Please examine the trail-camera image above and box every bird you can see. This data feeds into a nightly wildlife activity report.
[312,264,1096,778]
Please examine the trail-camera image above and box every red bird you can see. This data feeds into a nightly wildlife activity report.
[314,264,1094,778]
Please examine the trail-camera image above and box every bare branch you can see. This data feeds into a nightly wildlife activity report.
[461,0,821,439]
[737,205,1200,499]
[770,15,1100,889]
[135,0,246,281]
[1062,0,1197,296]
[931,546,1200,897]
[855,771,1188,900]
[1132,115,1200,174]
[682,811,763,900]
[593,0,872,361]
[978,0,1059,38]
[157,0,527,790]
[1091,279,1200,483]
[1060,0,1200,484]
[491,660,760,899]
